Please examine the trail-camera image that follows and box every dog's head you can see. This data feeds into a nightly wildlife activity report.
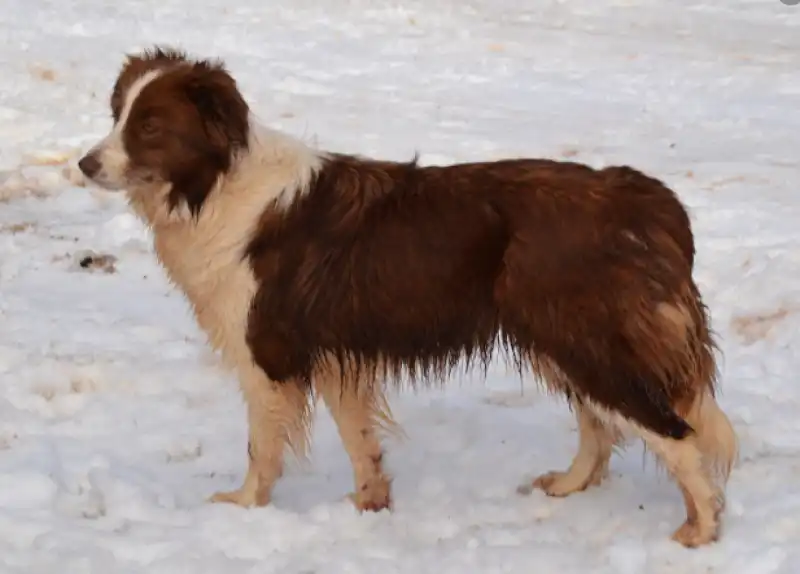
[78,46,250,216]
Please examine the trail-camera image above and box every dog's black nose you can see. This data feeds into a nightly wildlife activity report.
[78,154,101,178]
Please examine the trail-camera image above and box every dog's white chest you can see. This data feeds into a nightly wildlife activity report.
[153,223,259,371]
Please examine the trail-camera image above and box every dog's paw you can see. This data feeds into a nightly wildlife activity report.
[346,477,392,512]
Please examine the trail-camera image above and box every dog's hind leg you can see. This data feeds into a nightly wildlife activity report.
[634,422,724,547]
[575,370,734,546]
[652,388,736,547]
[683,388,737,493]
[522,398,618,497]
[573,387,726,548]
[210,367,312,507]
[315,365,397,512]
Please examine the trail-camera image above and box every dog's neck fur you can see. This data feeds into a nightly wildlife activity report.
[123,120,323,367]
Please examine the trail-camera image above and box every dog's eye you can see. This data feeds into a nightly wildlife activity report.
[140,118,161,137]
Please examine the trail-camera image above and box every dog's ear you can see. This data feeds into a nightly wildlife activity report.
[165,61,251,218]
[183,61,250,153]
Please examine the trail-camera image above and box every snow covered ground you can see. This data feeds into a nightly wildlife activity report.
[1,0,799,571]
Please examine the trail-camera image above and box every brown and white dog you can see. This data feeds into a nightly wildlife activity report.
[78,46,737,547]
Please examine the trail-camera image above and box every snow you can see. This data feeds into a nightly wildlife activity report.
[1,0,799,571]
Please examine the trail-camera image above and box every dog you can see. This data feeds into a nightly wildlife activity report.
[77,46,737,547]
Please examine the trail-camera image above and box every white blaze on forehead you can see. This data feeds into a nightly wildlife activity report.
[85,68,164,189]
[116,68,164,132]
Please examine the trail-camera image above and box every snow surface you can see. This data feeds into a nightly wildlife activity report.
[1,0,800,572]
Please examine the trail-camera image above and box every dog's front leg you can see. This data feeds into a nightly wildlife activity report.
[314,364,396,512]
[210,367,312,507]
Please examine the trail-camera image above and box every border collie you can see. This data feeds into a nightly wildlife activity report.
[78,46,737,547]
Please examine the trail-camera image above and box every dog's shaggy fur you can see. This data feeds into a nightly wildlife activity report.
[78,46,738,547]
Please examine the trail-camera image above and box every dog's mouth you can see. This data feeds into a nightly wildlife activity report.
[85,175,125,191]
